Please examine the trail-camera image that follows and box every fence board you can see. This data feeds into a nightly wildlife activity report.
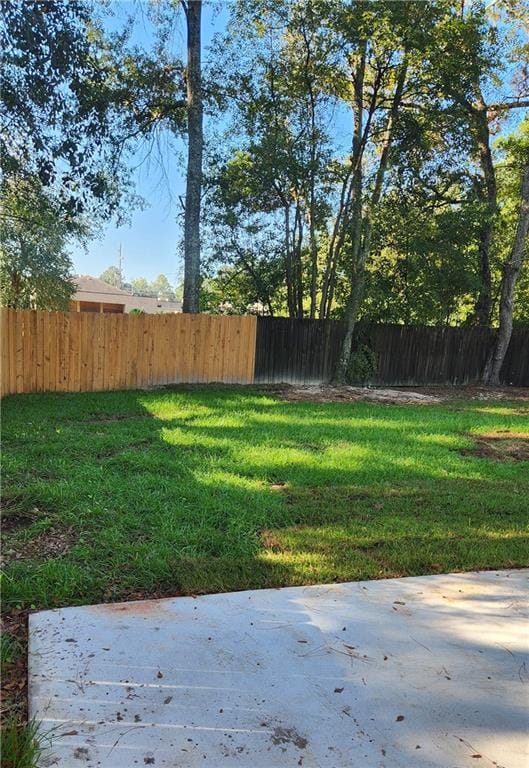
[1,310,257,395]
[253,318,529,387]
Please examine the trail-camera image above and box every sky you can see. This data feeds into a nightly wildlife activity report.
[70,1,229,285]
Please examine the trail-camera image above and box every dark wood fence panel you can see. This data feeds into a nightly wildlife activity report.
[364,325,491,386]
[254,318,529,386]
[502,330,529,386]
[254,318,345,384]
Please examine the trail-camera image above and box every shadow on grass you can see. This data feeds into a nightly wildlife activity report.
[2,386,528,612]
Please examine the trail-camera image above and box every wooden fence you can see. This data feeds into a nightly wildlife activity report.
[254,318,343,385]
[253,318,529,386]
[366,324,529,386]
[0,309,257,395]
[2,310,528,395]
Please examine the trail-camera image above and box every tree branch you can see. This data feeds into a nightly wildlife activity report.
[487,98,529,110]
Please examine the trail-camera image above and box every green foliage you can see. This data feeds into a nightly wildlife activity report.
[99,266,122,288]
[151,274,176,300]
[128,307,145,315]
[361,188,482,325]
[3,0,527,325]
[0,633,21,668]
[0,178,83,310]
[346,342,378,385]
[201,261,283,315]
[494,117,529,324]
[0,0,132,219]
[206,0,528,325]
[0,718,52,768]
[129,274,177,300]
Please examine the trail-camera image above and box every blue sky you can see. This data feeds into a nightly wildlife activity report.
[71,1,228,285]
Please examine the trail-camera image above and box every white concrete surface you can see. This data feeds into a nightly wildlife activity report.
[29,570,529,768]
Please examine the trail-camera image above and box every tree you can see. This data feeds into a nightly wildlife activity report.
[208,0,335,318]
[129,274,177,298]
[100,266,122,288]
[0,0,133,220]
[92,0,200,312]
[209,0,527,351]
[152,274,176,300]
[329,1,447,379]
[0,178,83,309]
[429,2,529,325]
[131,277,153,296]
[361,187,481,325]
[482,125,529,384]
[182,0,203,313]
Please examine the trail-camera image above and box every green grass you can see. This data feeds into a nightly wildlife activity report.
[0,633,21,669]
[0,719,53,768]
[2,386,528,611]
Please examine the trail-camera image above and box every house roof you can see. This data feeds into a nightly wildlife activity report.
[73,275,182,313]
[74,276,130,298]
[125,295,182,313]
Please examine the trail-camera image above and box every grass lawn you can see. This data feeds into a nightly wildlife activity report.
[3,386,528,613]
[2,385,528,753]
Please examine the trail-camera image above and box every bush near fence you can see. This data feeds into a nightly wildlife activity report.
[1,310,528,395]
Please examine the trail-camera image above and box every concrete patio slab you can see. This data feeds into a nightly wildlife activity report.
[29,570,529,768]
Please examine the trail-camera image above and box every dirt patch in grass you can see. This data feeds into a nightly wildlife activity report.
[260,529,287,551]
[1,610,28,724]
[0,497,55,533]
[83,413,153,424]
[271,385,442,405]
[263,384,529,406]
[1,509,37,534]
[462,432,529,461]
[3,527,76,564]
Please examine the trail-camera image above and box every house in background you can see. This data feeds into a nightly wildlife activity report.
[71,276,182,314]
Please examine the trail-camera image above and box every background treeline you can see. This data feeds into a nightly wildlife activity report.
[1,0,528,384]
[99,266,181,301]
[201,2,528,331]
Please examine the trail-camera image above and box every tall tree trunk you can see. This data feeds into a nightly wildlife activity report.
[319,164,353,318]
[307,70,318,318]
[482,161,529,385]
[298,10,319,319]
[471,95,496,326]
[284,204,296,317]
[319,44,367,322]
[293,202,304,317]
[335,56,408,383]
[182,0,203,314]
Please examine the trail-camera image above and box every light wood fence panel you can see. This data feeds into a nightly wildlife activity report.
[1,309,257,395]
